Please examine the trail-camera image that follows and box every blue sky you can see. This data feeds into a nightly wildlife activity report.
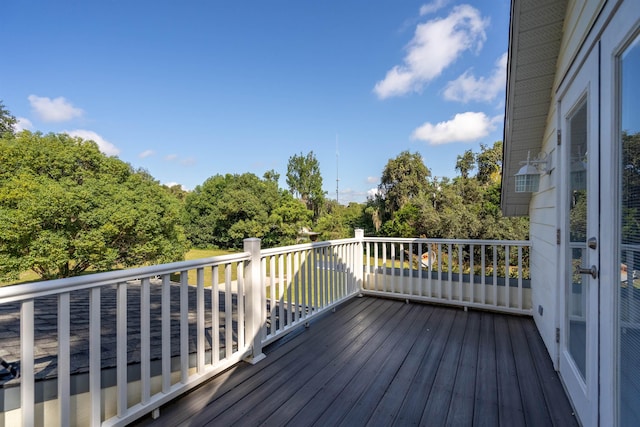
[1,0,511,203]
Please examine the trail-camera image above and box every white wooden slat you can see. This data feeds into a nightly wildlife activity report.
[225,264,233,358]
[470,245,475,304]
[481,245,486,304]
[197,268,205,373]
[20,299,34,427]
[141,277,151,404]
[493,246,498,307]
[418,243,423,297]
[447,243,453,300]
[286,253,292,327]
[390,243,396,293]
[117,282,128,417]
[366,242,371,290]
[505,245,511,308]
[300,251,307,320]
[313,248,319,309]
[237,262,245,349]
[180,271,189,383]
[278,254,285,328]
[161,275,171,393]
[293,251,300,323]
[437,244,443,299]
[89,287,101,427]
[269,256,276,335]
[518,246,523,310]
[400,243,405,295]
[458,244,463,302]
[373,242,381,291]
[58,292,70,427]
[212,265,220,364]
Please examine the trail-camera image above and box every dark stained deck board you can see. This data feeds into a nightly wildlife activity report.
[133,297,578,427]
[310,304,430,426]
[336,304,437,426]
[473,312,499,427]
[446,309,481,426]
[494,314,526,426]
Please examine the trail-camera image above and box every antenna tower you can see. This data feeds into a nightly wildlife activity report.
[336,135,339,204]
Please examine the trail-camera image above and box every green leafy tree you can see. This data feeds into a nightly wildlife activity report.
[476,141,503,184]
[455,149,476,179]
[0,101,17,138]
[378,151,431,219]
[286,151,326,219]
[185,172,310,249]
[0,132,187,281]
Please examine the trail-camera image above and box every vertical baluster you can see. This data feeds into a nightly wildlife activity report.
[447,243,453,300]
[366,241,371,290]
[21,299,34,427]
[293,251,300,322]
[58,292,70,427]
[374,242,379,291]
[458,244,463,302]
[426,242,432,298]
[117,281,128,416]
[141,277,151,403]
[300,251,307,320]
[437,243,443,299]
[212,266,220,364]
[90,288,101,426]
[180,271,189,382]
[505,245,511,308]
[196,269,205,373]
[237,262,245,350]
[391,243,396,293]
[161,275,171,392]
[481,245,486,304]
[225,264,233,358]
[493,246,498,307]
[286,252,292,328]
[518,246,523,310]
[269,256,276,335]
[400,243,405,294]
[470,244,475,304]
[278,254,285,329]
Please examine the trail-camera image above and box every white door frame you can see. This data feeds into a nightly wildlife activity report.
[599,2,640,425]
[557,47,600,427]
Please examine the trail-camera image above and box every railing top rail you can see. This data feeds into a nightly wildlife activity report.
[363,237,531,246]
[0,252,251,303]
[260,238,360,257]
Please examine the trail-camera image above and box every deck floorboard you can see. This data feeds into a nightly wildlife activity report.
[133,297,578,427]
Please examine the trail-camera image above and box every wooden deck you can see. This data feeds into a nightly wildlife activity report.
[133,296,577,426]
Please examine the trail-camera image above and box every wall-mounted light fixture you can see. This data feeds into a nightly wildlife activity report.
[515,151,549,193]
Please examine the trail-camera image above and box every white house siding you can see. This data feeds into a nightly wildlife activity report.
[526,0,606,365]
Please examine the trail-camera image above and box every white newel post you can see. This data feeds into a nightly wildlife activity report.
[355,229,364,295]
[244,238,266,364]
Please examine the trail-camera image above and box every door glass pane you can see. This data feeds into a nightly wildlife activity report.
[619,33,640,427]
[568,101,588,380]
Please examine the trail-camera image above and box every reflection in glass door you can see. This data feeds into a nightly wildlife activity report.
[568,101,588,380]
[618,32,640,426]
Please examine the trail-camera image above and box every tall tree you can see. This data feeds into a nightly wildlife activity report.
[476,141,503,184]
[0,132,187,280]
[0,100,17,138]
[455,149,476,179]
[286,151,325,218]
[378,151,431,218]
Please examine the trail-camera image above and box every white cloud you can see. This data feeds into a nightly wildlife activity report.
[374,5,488,99]
[411,111,501,145]
[419,0,449,16]
[163,182,188,191]
[64,129,120,156]
[181,157,197,166]
[13,117,33,132]
[165,154,178,161]
[443,52,507,103]
[367,187,381,199]
[367,176,379,184]
[28,95,84,122]
[139,149,155,159]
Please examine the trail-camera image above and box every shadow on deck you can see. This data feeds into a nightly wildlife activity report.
[133,296,577,426]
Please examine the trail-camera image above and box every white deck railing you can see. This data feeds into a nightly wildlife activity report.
[0,231,530,426]
[362,237,532,315]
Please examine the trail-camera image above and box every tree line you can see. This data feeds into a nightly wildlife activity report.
[0,101,528,281]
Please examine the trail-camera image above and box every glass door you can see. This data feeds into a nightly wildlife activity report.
[617,31,640,427]
[559,47,599,427]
